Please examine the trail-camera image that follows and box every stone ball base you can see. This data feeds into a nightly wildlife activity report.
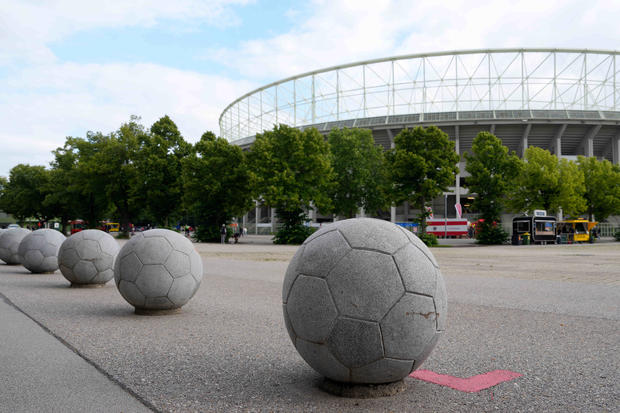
[319,378,406,398]
[134,307,183,316]
[70,283,106,288]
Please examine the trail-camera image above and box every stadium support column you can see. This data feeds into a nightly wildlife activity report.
[388,128,396,223]
[582,125,601,157]
[612,131,620,165]
[271,207,277,234]
[255,200,260,235]
[455,125,460,206]
[552,124,566,156]
[521,123,531,158]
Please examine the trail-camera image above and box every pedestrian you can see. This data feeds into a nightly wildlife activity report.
[220,224,227,244]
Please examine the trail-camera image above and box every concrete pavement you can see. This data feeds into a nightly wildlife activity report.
[0,241,618,412]
[0,293,153,413]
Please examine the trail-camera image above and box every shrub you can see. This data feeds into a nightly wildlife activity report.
[273,224,316,245]
[614,230,620,242]
[476,223,509,245]
[418,232,438,247]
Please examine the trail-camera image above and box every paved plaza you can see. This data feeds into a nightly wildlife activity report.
[1,237,619,412]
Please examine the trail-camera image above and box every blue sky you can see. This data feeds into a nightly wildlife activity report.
[1,0,619,177]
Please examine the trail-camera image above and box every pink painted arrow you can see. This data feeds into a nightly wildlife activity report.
[410,369,523,393]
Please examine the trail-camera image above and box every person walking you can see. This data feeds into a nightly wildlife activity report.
[220,224,227,244]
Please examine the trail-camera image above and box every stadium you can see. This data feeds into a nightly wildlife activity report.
[219,49,620,232]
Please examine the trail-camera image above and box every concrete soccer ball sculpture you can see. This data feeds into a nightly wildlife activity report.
[0,227,30,264]
[18,229,67,273]
[283,218,447,384]
[58,230,120,287]
[114,229,203,313]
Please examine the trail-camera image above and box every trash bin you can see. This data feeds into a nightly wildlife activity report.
[512,234,521,245]
[522,232,530,245]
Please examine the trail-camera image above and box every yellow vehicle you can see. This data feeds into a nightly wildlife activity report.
[556,219,597,243]
[100,222,120,233]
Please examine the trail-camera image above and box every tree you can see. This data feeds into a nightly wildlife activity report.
[135,116,190,227]
[509,147,585,216]
[182,132,254,242]
[249,125,333,244]
[43,144,82,234]
[386,126,460,234]
[327,128,389,218]
[0,164,49,222]
[464,132,521,244]
[577,156,620,221]
[77,117,144,235]
[64,135,111,228]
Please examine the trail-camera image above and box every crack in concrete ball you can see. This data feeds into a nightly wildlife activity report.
[58,229,120,286]
[114,229,203,312]
[0,227,31,265]
[282,218,447,384]
[18,229,67,273]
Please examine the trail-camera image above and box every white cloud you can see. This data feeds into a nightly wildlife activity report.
[0,0,251,66]
[209,0,620,81]
[0,62,256,176]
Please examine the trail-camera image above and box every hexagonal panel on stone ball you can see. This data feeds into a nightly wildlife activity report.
[73,260,98,282]
[118,252,143,283]
[59,247,81,269]
[94,253,114,272]
[27,234,47,250]
[118,280,146,307]
[42,241,60,258]
[393,243,437,296]
[327,317,383,369]
[287,275,338,343]
[75,239,101,261]
[167,274,197,307]
[164,250,191,278]
[295,338,350,383]
[24,250,44,267]
[335,218,409,254]
[380,293,437,360]
[327,249,404,321]
[92,268,114,285]
[398,226,439,268]
[297,230,351,278]
[135,264,174,297]
[134,237,173,265]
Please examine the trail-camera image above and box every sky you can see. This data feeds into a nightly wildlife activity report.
[1,0,619,177]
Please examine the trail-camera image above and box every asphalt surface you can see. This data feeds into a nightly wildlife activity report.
[0,237,618,412]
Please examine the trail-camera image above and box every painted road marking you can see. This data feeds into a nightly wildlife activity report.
[410,369,523,393]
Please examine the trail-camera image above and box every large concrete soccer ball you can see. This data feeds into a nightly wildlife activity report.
[18,229,67,273]
[283,218,447,384]
[114,229,203,312]
[0,227,31,264]
[58,230,120,286]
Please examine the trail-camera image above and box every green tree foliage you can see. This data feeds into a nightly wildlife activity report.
[249,125,333,244]
[135,116,190,227]
[327,128,389,218]
[0,164,49,222]
[75,117,144,234]
[509,147,585,216]
[464,132,521,244]
[386,126,459,234]
[42,144,83,233]
[577,156,620,221]
[182,132,254,242]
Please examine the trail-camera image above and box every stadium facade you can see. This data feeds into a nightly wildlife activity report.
[219,49,620,231]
